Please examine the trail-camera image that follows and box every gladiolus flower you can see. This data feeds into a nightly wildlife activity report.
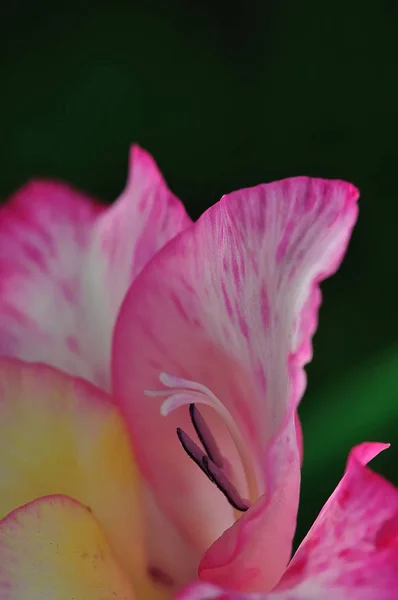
[0,146,396,599]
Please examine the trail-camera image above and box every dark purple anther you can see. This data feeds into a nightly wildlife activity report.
[177,409,250,513]
[202,455,249,512]
[189,403,224,468]
[176,427,209,477]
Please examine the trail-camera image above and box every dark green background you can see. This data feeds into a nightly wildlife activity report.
[2,0,397,546]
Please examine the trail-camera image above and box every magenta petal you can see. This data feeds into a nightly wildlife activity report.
[178,444,398,599]
[0,146,190,389]
[113,177,358,587]
[274,442,398,598]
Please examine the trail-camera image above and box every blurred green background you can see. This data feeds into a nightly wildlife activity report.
[1,0,397,546]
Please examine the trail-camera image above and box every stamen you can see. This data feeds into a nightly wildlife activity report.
[203,456,250,512]
[189,403,224,468]
[176,427,248,512]
[176,428,209,478]
[146,372,260,505]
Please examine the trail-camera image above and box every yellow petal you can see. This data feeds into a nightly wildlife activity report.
[0,494,136,599]
[0,358,143,586]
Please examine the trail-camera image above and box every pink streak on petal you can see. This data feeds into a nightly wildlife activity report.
[66,335,80,355]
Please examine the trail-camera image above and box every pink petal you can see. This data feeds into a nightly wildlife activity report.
[198,419,301,591]
[177,443,398,600]
[274,442,398,599]
[112,177,359,588]
[0,146,191,389]
[81,145,192,388]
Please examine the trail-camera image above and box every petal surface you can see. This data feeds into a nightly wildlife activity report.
[0,146,191,388]
[273,442,398,599]
[178,443,398,599]
[0,358,144,587]
[199,418,301,591]
[0,180,103,378]
[80,145,192,388]
[113,177,359,589]
[0,494,135,599]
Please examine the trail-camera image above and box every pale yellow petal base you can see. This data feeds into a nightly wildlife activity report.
[0,359,169,599]
[0,494,136,599]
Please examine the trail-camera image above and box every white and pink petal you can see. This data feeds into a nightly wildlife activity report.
[0,180,103,379]
[112,177,359,589]
[273,442,398,599]
[80,145,192,388]
[0,146,191,388]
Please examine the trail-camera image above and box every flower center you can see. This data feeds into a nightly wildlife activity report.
[145,373,259,512]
